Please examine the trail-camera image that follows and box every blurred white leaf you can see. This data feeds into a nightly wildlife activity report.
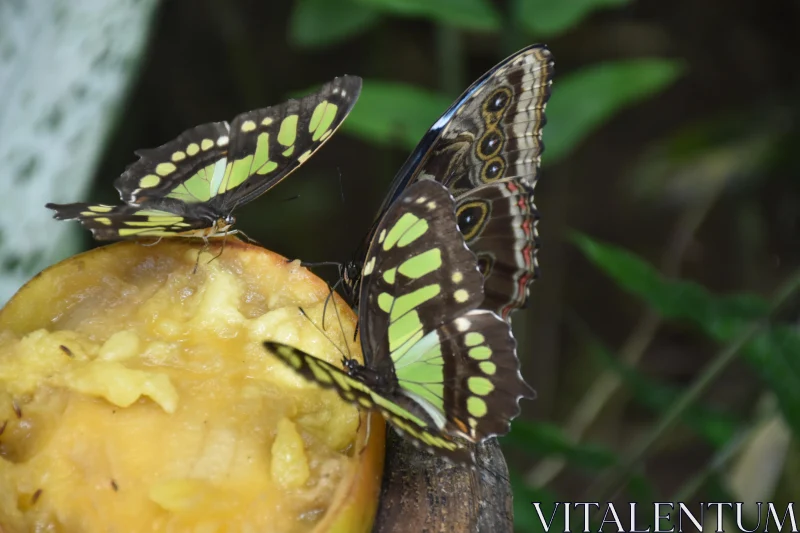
[0,0,161,303]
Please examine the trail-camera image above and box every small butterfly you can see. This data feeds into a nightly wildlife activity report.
[46,76,362,240]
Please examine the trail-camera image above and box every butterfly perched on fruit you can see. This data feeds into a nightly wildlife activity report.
[46,76,362,240]
[342,45,553,320]
[266,179,535,465]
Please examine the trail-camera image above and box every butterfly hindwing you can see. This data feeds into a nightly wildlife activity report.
[431,309,534,440]
[455,177,539,318]
[264,341,474,464]
[44,202,209,240]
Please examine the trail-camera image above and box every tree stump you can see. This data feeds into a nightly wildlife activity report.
[373,429,513,532]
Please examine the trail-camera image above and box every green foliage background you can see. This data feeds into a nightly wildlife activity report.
[16,0,800,529]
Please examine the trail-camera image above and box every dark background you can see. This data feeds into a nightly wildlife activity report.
[75,0,800,529]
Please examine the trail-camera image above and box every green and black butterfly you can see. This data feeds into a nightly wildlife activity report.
[266,179,535,465]
[46,75,362,240]
[342,45,553,319]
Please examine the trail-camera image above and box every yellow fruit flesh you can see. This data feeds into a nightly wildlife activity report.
[0,241,382,533]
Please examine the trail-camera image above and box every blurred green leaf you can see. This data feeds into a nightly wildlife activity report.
[289,0,381,48]
[629,114,779,204]
[571,232,770,329]
[504,419,618,469]
[354,0,500,31]
[515,0,632,38]
[571,232,800,434]
[545,60,684,164]
[588,339,740,447]
[341,80,451,149]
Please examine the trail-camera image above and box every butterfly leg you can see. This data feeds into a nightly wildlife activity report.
[139,237,164,247]
[193,237,211,275]
[321,278,344,330]
[205,236,226,267]
[237,229,262,246]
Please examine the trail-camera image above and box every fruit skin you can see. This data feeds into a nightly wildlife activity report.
[0,239,385,533]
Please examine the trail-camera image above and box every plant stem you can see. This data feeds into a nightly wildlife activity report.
[583,268,800,504]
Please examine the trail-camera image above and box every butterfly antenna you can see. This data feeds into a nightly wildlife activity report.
[321,278,343,330]
[329,286,352,360]
[140,237,164,247]
[297,306,348,360]
[281,194,301,203]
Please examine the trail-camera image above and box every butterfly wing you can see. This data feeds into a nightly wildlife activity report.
[455,177,539,318]
[214,75,362,211]
[114,121,232,205]
[350,46,553,317]
[45,202,210,240]
[114,75,362,214]
[409,309,534,441]
[265,341,474,464]
[357,180,486,374]
[359,180,534,441]
[380,45,553,208]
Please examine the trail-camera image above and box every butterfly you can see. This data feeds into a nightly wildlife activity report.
[45,75,362,240]
[266,179,535,465]
[341,45,554,320]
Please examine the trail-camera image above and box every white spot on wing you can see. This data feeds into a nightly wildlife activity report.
[363,256,376,276]
[455,317,471,332]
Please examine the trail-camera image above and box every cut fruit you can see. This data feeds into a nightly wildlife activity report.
[0,240,385,533]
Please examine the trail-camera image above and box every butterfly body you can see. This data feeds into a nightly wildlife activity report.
[46,75,362,240]
[343,45,554,319]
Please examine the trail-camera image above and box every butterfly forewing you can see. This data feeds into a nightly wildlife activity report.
[218,75,362,210]
[455,177,539,318]
[358,180,485,376]
[352,45,553,320]
[381,44,553,209]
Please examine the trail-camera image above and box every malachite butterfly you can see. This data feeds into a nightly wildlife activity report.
[266,179,535,464]
[343,45,554,319]
[45,75,361,240]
